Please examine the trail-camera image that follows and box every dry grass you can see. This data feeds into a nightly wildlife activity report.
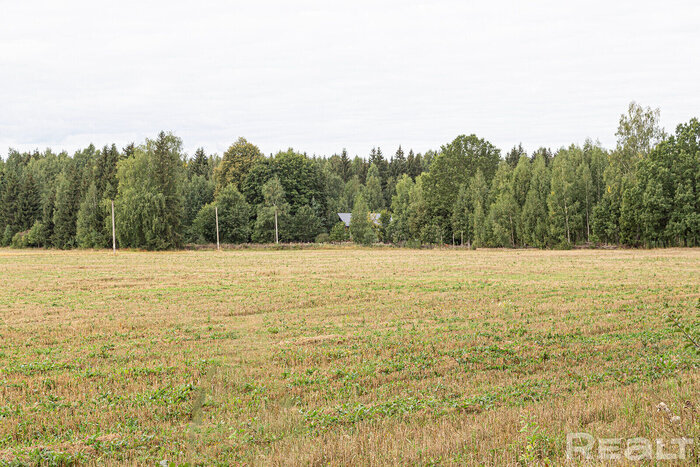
[0,247,698,465]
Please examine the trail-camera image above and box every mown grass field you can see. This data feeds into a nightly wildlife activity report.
[0,247,698,465]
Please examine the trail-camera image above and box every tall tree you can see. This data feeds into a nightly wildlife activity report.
[364,164,384,211]
[18,172,41,231]
[487,164,518,247]
[468,170,489,247]
[388,174,414,243]
[594,102,664,243]
[193,184,250,244]
[521,154,550,247]
[339,149,351,182]
[188,147,211,179]
[76,183,105,248]
[113,133,186,250]
[548,153,579,244]
[52,167,81,249]
[253,176,288,243]
[406,150,422,179]
[423,134,501,236]
[215,137,263,191]
[350,193,374,245]
[505,143,527,168]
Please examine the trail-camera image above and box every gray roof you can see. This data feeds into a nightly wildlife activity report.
[338,212,383,227]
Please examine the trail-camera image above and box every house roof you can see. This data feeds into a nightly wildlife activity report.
[337,212,383,227]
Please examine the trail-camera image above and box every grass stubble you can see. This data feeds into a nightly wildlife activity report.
[0,247,698,465]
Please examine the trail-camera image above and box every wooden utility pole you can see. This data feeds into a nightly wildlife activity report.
[111,200,116,254]
[215,206,220,251]
[274,206,279,244]
[461,231,464,247]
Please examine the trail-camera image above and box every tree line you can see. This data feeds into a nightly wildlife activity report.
[1,102,698,250]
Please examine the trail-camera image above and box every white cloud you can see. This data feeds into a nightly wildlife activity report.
[1,0,699,158]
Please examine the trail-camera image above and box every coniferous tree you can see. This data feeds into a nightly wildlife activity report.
[76,183,105,248]
[505,143,527,168]
[188,148,211,179]
[390,145,407,178]
[292,205,322,242]
[52,167,81,249]
[18,172,41,231]
[0,170,21,243]
[183,175,215,241]
[339,149,351,182]
[406,150,422,179]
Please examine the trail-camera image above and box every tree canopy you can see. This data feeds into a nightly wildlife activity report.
[1,103,697,249]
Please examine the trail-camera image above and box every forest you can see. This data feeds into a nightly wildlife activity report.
[1,102,698,250]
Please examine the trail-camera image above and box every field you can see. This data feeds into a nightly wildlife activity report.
[0,247,698,465]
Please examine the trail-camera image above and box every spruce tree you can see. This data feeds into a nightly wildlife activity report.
[76,183,104,248]
[17,172,40,230]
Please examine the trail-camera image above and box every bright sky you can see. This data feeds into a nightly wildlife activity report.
[1,0,699,159]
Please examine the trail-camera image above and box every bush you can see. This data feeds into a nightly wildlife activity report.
[192,185,250,244]
[315,232,330,243]
[2,225,15,247]
[329,222,349,242]
[11,231,28,248]
[25,221,47,247]
[553,240,572,250]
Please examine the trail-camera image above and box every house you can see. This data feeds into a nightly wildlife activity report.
[337,212,383,228]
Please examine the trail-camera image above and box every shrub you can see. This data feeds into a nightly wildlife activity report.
[2,225,15,247]
[329,222,349,242]
[315,232,330,243]
[11,231,28,248]
[192,185,250,244]
[25,221,47,247]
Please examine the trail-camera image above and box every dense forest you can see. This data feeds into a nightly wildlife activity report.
[1,102,698,250]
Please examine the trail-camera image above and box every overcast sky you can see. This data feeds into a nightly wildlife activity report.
[1,0,699,159]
